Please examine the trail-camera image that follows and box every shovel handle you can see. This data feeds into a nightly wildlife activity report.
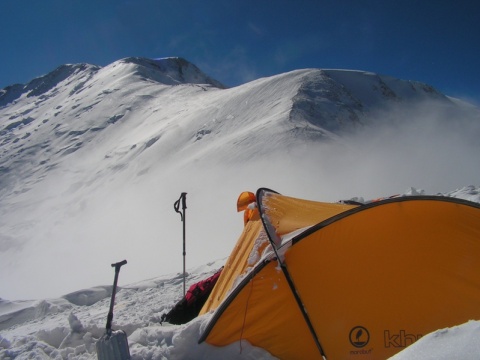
[112,260,127,272]
[106,260,127,332]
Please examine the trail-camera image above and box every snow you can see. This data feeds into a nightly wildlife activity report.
[1,239,480,359]
[0,259,278,359]
[1,57,480,358]
[390,321,480,360]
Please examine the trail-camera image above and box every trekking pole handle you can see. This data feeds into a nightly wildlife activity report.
[174,193,187,220]
[180,192,187,210]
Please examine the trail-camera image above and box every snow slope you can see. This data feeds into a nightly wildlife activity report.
[1,57,479,302]
[0,259,275,360]
[1,184,480,360]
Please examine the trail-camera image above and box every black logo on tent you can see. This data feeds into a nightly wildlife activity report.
[349,326,370,348]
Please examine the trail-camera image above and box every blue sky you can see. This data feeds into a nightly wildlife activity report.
[1,0,479,103]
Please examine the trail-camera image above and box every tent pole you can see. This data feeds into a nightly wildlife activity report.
[278,261,327,360]
[256,188,327,358]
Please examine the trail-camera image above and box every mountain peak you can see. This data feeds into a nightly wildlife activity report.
[288,68,455,135]
[115,56,225,88]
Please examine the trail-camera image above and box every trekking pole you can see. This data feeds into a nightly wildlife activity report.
[174,192,187,296]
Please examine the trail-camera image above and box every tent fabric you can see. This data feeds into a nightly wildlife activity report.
[200,257,321,359]
[200,190,356,316]
[200,189,480,360]
[236,191,258,225]
[259,189,357,237]
[282,196,480,359]
[236,191,257,212]
[199,212,268,315]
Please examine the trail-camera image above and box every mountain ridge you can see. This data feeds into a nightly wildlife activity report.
[0,57,224,109]
[0,59,476,198]
[0,58,477,202]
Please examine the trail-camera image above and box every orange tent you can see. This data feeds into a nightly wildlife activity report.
[199,188,480,359]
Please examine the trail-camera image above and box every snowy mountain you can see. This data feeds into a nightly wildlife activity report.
[1,57,480,359]
[1,56,480,301]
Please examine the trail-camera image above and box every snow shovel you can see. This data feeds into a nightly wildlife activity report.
[96,260,131,360]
